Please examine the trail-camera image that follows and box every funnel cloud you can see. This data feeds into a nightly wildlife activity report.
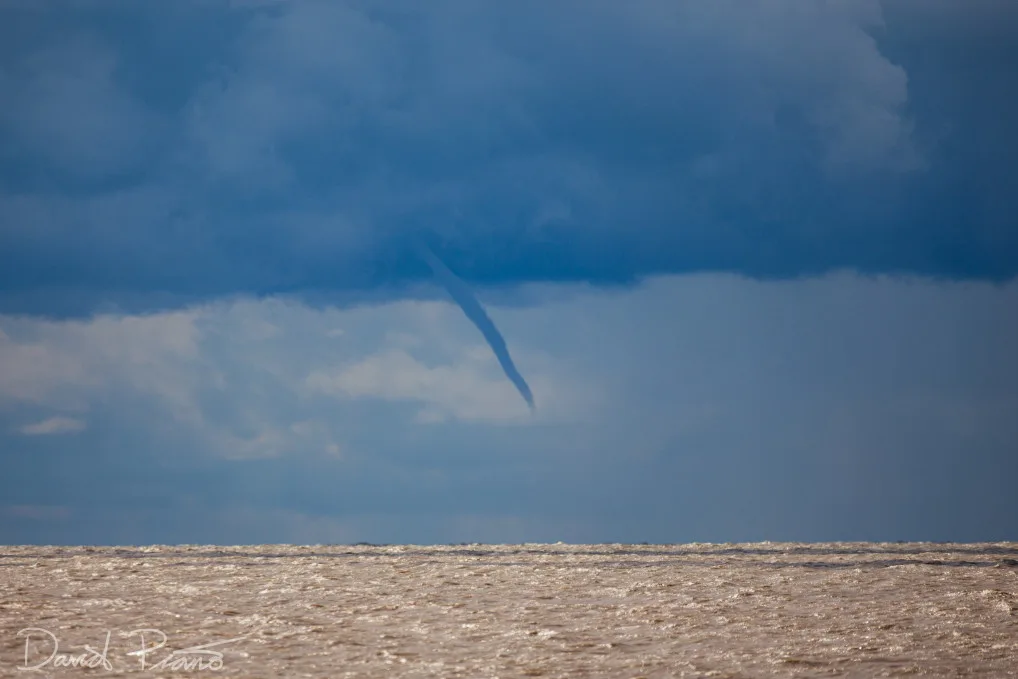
[420,245,536,412]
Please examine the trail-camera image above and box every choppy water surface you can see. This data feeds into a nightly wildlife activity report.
[1,542,1016,677]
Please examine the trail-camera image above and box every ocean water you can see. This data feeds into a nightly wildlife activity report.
[2,543,1016,677]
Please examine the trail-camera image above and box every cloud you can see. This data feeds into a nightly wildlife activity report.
[17,416,86,435]
[0,309,201,413]
[1,273,1016,542]
[0,35,163,181]
[306,349,532,424]
[0,1,1016,544]
[1,1,1016,317]
[0,291,577,458]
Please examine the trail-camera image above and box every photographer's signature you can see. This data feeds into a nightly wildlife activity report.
[15,627,251,672]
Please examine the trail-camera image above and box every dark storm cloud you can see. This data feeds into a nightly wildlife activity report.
[0,0,1016,317]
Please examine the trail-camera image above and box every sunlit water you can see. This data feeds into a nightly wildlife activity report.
[2,543,1016,677]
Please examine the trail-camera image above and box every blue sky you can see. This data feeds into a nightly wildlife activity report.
[1,0,1016,544]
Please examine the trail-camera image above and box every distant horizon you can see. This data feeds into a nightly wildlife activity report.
[6,540,1018,548]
